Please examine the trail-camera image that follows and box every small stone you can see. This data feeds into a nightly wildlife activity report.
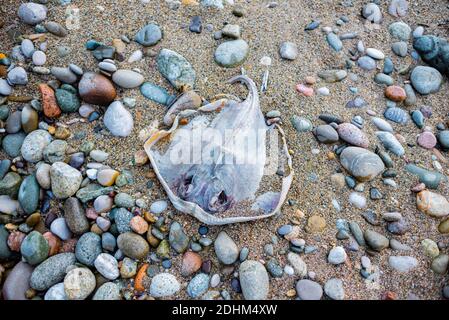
[357,56,376,71]
[117,232,149,260]
[239,260,269,300]
[187,273,210,298]
[417,131,437,149]
[30,253,76,291]
[391,41,408,57]
[169,221,189,253]
[150,273,180,297]
[296,279,323,300]
[94,253,119,280]
[78,72,117,106]
[421,239,440,258]
[364,230,389,251]
[306,215,326,233]
[279,42,298,60]
[135,24,162,46]
[64,267,96,300]
[157,49,196,90]
[75,232,102,266]
[93,282,121,300]
[385,85,406,102]
[214,40,249,68]
[50,162,82,199]
[20,231,49,266]
[328,246,347,265]
[18,3,48,25]
[112,69,144,89]
[324,278,345,300]
[416,190,449,218]
[410,66,443,95]
[340,147,385,181]
[103,101,133,137]
[388,256,418,272]
[389,21,411,41]
[214,231,238,265]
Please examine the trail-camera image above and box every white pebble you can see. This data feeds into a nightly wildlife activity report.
[349,192,366,209]
[32,50,46,66]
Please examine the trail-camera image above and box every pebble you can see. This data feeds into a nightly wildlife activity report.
[376,131,405,156]
[349,192,366,209]
[417,131,437,149]
[337,123,369,148]
[328,246,347,264]
[389,21,411,41]
[93,282,121,300]
[135,23,162,46]
[340,147,384,181]
[362,3,382,23]
[56,84,80,113]
[324,278,345,300]
[214,231,239,265]
[21,129,52,163]
[214,40,249,68]
[64,267,96,300]
[391,41,408,57]
[50,67,77,84]
[366,48,385,60]
[364,230,389,251]
[358,56,376,71]
[431,254,449,274]
[421,239,439,258]
[50,218,72,240]
[18,175,39,215]
[94,253,119,280]
[150,273,180,297]
[30,253,76,291]
[374,73,394,86]
[239,260,269,300]
[150,200,168,214]
[389,0,408,17]
[169,221,189,253]
[385,85,407,102]
[21,39,35,58]
[0,79,12,96]
[388,256,418,272]
[18,2,47,25]
[113,208,133,233]
[2,261,33,300]
[372,117,393,133]
[44,283,67,300]
[20,231,49,265]
[318,69,347,82]
[438,131,449,149]
[187,273,210,298]
[222,24,241,39]
[117,232,149,260]
[8,67,28,85]
[287,252,307,277]
[296,279,323,300]
[75,232,102,266]
[50,162,82,199]
[314,125,339,144]
[416,190,449,218]
[181,251,202,277]
[384,107,410,124]
[327,33,343,52]
[63,197,89,235]
[189,16,202,33]
[112,69,144,89]
[140,82,173,105]
[157,49,196,90]
[78,72,117,106]
[279,42,298,60]
[103,101,133,137]
[410,66,442,95]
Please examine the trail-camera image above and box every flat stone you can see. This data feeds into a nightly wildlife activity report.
[239,260,269,300]
[214,40,249,68]
[157,49,196,90]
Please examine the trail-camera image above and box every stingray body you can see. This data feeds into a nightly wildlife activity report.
[144,75,293,225]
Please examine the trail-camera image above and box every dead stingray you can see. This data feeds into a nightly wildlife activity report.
[144,75,293,225]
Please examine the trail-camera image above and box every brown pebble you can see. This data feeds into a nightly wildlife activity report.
[78,72,117,106]
[411,183,426,193]
[25,212,41,227]
[130,216,149,235]
[54,126,71,139]
[181,251,202,277]
[385,86,406,102]
[39,83,61,118]
[7,231,25,252]
[43,232,62,256]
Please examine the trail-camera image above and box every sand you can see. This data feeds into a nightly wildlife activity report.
[1,0,449,300]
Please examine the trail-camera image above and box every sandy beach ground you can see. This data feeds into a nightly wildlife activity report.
[1,0,449,299]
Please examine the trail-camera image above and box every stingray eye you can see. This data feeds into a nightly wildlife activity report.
[217,191,227,204]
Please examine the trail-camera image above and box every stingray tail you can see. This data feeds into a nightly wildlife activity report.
[228,75,259,107]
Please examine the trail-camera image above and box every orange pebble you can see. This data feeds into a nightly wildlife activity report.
[134,263,149,292]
